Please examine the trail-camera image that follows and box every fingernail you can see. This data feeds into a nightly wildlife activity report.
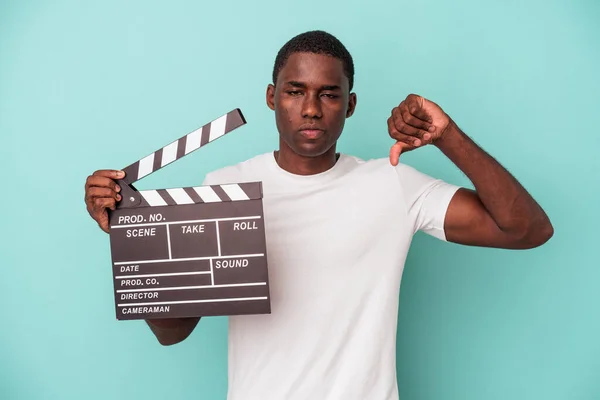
[117,194,121,201]
[118,171,125,177]
[414,139,421,146]
[428,126,435,132]
[423,133,431,141]
[115,185,120,192]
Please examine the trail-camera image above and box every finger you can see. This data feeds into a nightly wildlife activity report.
[398,103,433,134]
[406,94,433,124]
[389,141,412,166]
[92,169,126,180]
[392,108,430,142]
[394,116,431,144]
[388,117,423,147]
[93,197,117,213]
[85,175,121,192]
[86,187,121,203]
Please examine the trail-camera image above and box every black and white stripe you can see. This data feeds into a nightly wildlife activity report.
[137,182,262,207]
[122,109,246,185]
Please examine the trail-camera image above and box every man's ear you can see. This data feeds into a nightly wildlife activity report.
[346,92,357,118]
[266,84,276,111]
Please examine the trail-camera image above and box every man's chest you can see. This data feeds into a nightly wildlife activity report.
[260,178,410,268]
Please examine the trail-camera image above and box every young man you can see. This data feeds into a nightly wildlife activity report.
[84,30,553,399]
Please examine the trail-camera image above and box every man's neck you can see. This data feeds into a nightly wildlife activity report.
[274,146,339,176]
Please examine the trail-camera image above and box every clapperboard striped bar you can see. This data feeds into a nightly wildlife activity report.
[120,109,246,186]
[107,109,271,321]
[136,182,263,207]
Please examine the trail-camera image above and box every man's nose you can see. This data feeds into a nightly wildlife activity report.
[301,94,323,119]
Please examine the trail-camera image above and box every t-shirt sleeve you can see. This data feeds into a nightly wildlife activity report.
[201,168,235,186]
[394,163,461,241]
[200,163,246,186]
[201,171,216,186]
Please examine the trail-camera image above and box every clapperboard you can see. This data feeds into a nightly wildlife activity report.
[107,109,270,320]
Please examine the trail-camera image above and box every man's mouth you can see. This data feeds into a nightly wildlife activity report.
[298,128,325,139]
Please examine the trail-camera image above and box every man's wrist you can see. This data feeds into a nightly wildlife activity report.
[433,119,462,151]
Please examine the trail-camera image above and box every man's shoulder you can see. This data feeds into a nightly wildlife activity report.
[201,152,431,185]
[348,154,390,167]
[341,153,440,186]
[202,152,272,185]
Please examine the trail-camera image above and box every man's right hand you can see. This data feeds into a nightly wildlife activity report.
[85,169,125,233]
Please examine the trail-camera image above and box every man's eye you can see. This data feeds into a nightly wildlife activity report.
[287,91,302,96]
[322,94,338,99]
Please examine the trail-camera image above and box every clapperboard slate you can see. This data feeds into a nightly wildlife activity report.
[108,109,270,320]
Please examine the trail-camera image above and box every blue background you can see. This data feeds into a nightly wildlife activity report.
[1,0,599,399]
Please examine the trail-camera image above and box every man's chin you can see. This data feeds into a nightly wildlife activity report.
[279,134,336,158]
[292,142,333,158]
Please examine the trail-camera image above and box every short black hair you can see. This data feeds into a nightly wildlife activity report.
[272,30,355,91]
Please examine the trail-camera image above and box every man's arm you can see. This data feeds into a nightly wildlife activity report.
[388,94,553,249]
[146,318,201,346]
[437,121,553,248]
[85,169,202,345]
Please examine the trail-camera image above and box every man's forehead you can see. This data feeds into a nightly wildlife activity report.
[278,52,347,86]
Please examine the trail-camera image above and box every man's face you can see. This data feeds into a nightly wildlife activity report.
[267,52,356,157]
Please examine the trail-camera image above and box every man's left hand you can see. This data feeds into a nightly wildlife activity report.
[387,94,451,166]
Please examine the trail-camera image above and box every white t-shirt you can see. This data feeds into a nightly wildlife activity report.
[202,152,460,400]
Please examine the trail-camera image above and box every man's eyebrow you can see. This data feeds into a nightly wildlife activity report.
[285,81,307,88]
[284,81,341,91]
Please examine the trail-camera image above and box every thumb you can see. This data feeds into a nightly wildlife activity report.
[389,141,412,166]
